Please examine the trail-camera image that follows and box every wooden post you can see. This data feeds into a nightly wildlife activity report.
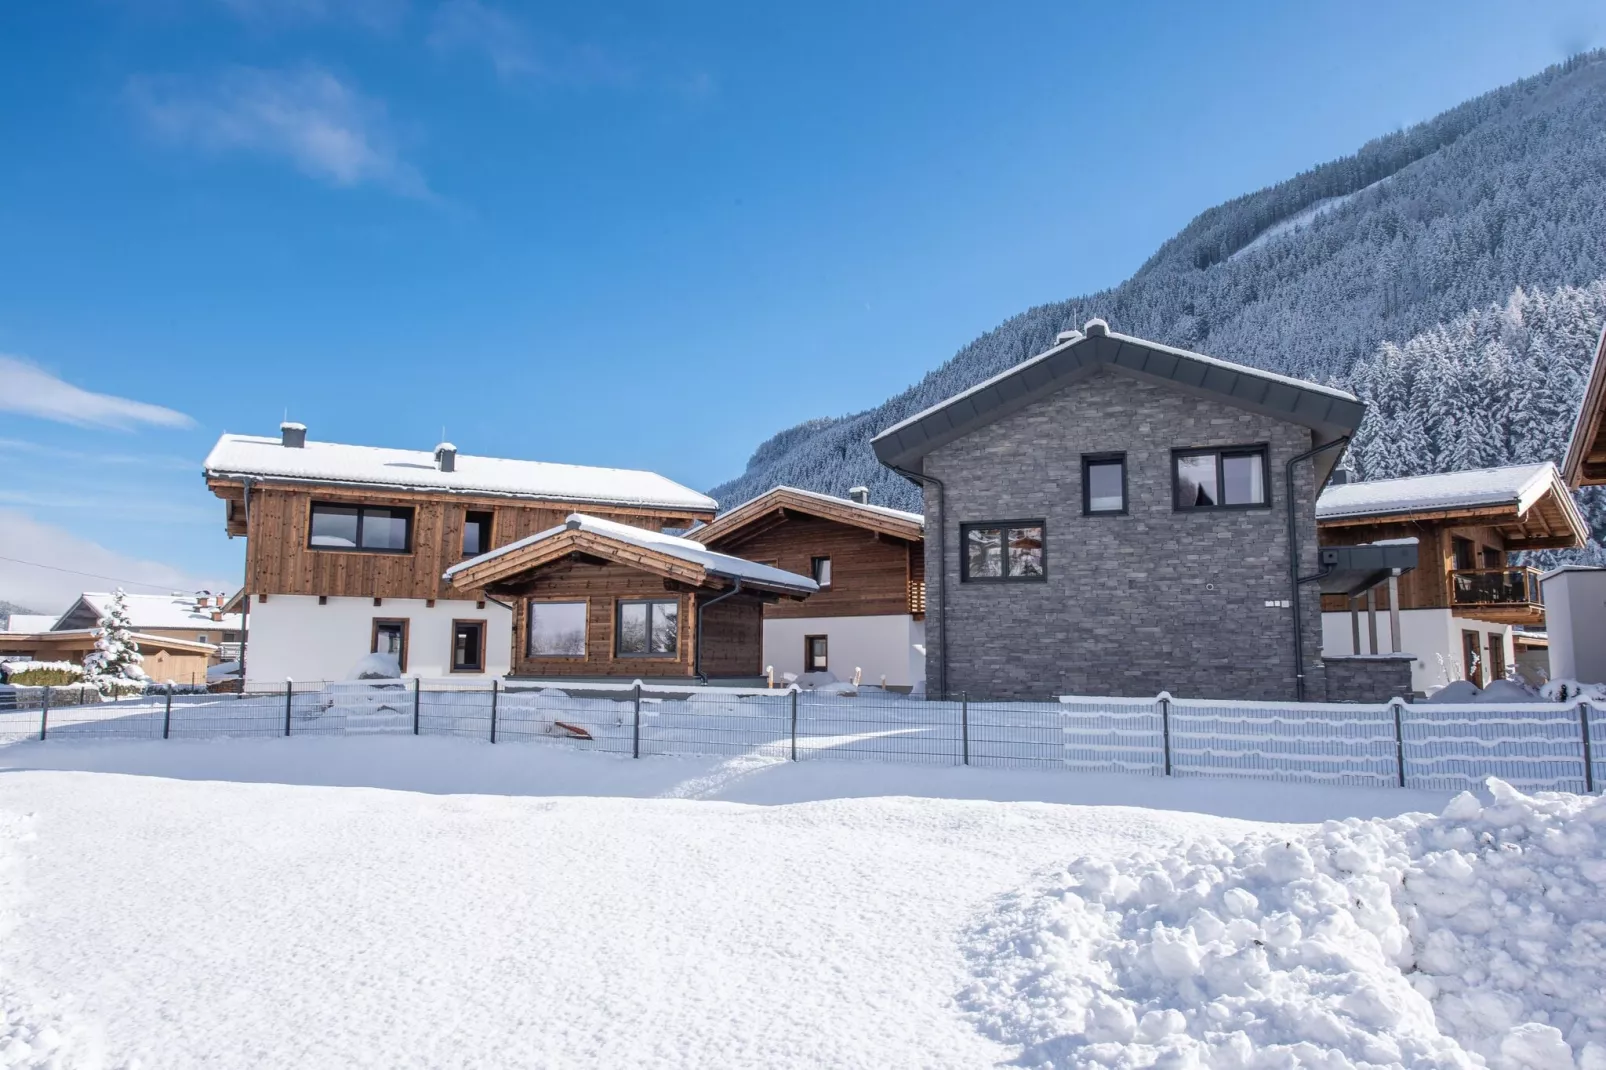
[489,679,499,744]
[283,680,293,737]
[1392,699,1407,788]
[163,684,173,740]
[632,683,642,759]
[1581,701,1596,794]
[413,677,421,736]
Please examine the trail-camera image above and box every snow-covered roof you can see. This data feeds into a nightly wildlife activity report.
[71,593,243,633]
[446,513,819,594]
[2,614,59,634]
[204,434,718,514]
[761,486,924,527]
[697,485,925,547]
[1316,463,1562,521]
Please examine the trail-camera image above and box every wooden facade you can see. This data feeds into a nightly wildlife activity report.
[0,631,217,687]
[1563,326,1606,487]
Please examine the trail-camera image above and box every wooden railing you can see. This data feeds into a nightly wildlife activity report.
[1450,566,1542,607]
[907,579,926,616]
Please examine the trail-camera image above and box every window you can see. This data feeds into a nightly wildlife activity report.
[527,601,587,657]
[805,635,828,672]
[371,618,409,672]
[960,521,1045,582]
[462,511,494,557]
[1481,546,1502,569]
[309,502,414,552]
[1452,537,1476,571]
[1173,447,1269,510]
[196,634,208,643]
[1082,453,1127,515]
[811,556,833,588]
[451,620,486,672]
[616,599,679,657]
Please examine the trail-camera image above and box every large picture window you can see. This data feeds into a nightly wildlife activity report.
[617,599,679,657]
[960,521,1045,582]
[527,601,587,657]
[309,502,414,552]
[1082,453,1127,515]
[1173,446,1269,510]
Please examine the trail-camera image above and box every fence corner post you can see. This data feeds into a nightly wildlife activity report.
[790,687,799,761]
[1580,700,1595,794]
[632,682,642,759]
[284,679,293,737]
[489,678,499,744]
[413,676,421,736]
[39,684,50,742]
[1390,697,1406,788]
[1158,692,1172,776]
[961,691,969,766]
[163,683,173,740]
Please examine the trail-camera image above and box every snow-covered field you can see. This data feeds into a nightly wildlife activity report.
[0,738,1599,1069]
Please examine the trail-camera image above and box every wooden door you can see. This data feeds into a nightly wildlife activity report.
[1461,630,1483,687]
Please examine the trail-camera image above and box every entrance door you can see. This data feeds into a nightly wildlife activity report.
[1461,630,1483,687]
[1486,634,1506,683]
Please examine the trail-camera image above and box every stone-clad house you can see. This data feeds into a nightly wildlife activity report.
[870,319,1366,702]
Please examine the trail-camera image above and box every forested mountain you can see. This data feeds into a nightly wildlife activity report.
[710,51,1606,541]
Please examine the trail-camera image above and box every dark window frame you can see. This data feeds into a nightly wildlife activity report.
[958,519,1048,583]
[811,555,833,588]
[308,501,415,554]
[525,599,589,659]
[614,598,681,659]
[450,618,487,673]
[462,510,495,558]
[371,617,409,673]
[1081,452,1128,516]
[1171,445,1272,512]
[804,634,828,673]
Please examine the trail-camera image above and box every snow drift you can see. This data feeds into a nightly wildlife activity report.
[962,779,1606,1069]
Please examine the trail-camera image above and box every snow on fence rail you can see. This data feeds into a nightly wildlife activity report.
[0,681,1598,794]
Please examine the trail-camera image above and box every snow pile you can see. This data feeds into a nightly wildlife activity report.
[962,779,1606,1069]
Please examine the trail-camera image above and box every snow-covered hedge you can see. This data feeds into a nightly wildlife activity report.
[1,661,84,686]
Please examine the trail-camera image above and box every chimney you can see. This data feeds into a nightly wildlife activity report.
[1054,329,1084,345]
[280,421,307,448]
[1082,318,1109,337]
[434,442,457,473]
[848,486,870,505]
[1329,464,1352,486]
[210,610,224,622]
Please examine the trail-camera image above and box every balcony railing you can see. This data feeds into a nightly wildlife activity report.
[907,579,926,616]
[1450,566,1542,607]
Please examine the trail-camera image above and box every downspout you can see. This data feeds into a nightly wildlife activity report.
[889,464,946,700]
[237,477,252,689]
[1286,436,1350,702]
[693,578,744,683]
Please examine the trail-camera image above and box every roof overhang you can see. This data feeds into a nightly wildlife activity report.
[871,328,1364,483]
[1562,323,1606,487]
[697,486,924,548]
[1316,466,1589,551]
[1314,542,1419,597]
[0,630,219,654]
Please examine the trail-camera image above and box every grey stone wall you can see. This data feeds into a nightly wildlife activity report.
[1322,656,1415,703]
[921,369,1328,702]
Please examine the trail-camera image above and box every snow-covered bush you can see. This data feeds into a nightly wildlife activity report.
[349,652,401,680]
[81,589,148,696]
[0,661,83,686]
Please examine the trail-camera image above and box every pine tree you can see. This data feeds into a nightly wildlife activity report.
[83,589,148,694]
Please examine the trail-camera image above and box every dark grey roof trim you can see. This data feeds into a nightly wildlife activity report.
[1314,542,1419,597]
[871,328,1364,472]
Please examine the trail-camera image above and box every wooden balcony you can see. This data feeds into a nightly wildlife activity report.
[1450,566,1545,625]
[907,579,926,618]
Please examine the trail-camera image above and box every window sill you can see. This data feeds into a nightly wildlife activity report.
[307,546,415,555]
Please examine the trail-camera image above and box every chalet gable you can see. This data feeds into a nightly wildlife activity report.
[1562,323,1606,487]
[696,486,924,551]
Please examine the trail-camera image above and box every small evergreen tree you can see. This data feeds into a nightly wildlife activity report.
[83,589,148,694]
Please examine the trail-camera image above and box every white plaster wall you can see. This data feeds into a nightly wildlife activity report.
[244,595,512,685]
[1542,569,1606,683]
[1322,608,1513,694]
[762,615,925,688]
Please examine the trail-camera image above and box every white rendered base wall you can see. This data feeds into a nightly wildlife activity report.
[1321,607,1514,695]
[244,595,512,686]
[762,615,926,689]
[1541,567,1606,684]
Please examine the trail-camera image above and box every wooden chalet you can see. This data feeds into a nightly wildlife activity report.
[1563,323,1606,488]
[445,514,817,682]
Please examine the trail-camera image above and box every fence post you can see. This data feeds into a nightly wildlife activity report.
[284,679,293,737]
[39,685,50,741]
[489,679,499,744]
[790,688,799,761]
[1580,701,1596,794]
[163,684,173,740]
[632,683,642,759]
[413,677,421,736]
[1158,693,1172,776]
[961,692,969,766]
[1391,699,1406,788]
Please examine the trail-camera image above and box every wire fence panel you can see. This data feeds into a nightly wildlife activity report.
[967,699,1075,769]
[1400,702,1592,793]
[1167,699,1400,786]
[1056,696,1166,775]
[796,692,961,765]
[640,692,790,760]
[497,688,634,755]
[1589,702,1605,793]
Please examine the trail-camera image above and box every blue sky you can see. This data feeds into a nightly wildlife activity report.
[0,0,1600,608]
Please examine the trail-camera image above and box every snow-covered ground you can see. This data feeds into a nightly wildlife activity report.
[0,738,1598,1069]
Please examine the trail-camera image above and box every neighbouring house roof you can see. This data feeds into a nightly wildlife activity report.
[696,485,924,548]
[204,434,719,514]
[2,614,59,634]
[58,593,243,633]
[1315,462,1588,550]
[870,320,1364,481]
[0,629,220,654]
[1562,323,1606,487]
[445,513,819,597]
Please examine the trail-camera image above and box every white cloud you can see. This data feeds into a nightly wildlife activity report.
[0,438,195,470]
[0,510,228,614]
[428,1,632,87]
[0,355,194,431]
[128,65,431,198]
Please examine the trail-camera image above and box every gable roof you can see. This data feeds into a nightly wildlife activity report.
[696,485,924,548]
[204,434,718,515]
[60,593,243,633]
[1562,323,1606,487]
[870,321,1363,478]
[1,614,59,634]
[445,514,819,597]
[1316,462,1588,550]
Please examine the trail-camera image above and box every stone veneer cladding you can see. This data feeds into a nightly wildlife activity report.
[921,370,1328,702]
